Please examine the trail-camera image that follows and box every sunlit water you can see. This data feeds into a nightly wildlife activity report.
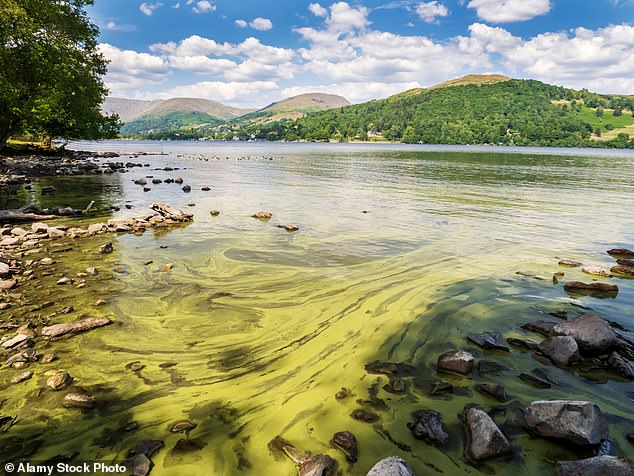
[1,141,633,475]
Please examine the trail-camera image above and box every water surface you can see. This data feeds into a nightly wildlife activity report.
[2,141,633,475]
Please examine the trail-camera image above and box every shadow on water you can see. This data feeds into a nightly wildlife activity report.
[350,275,634,476]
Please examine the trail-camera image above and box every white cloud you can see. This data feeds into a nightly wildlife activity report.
[416,2,449,23]
[467,0,551,23]
[192,0,215,13]
[160,80,280,106]
[150,35,233,56]
[235,19,248,28]
[309,3,328,17]
[173,2,180,8]
[250,17,273,31]
[327,2,370,32]
[139,2,163,16]
[282,81,422,103]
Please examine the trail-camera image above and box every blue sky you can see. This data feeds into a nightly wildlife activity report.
[88,0,634,107]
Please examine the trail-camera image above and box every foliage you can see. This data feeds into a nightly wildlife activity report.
[236,80,633,148]
[120,111,221,136]
[0,0,120,150]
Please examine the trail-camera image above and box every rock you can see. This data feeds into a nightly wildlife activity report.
[151,203,193,222]
[47,228,65,239]
[31,222,49,233]
[550,312,618,355]
[467,332,510,352]
[351,409,379,423]
[85,267,98,276]
[523,400,608,445]
[383,377,406,393]
[42,317,112,338]
[0,303,11,310]
[2,334,28,349]
[607,352,634,379]
[330,431,358,462]
[463,407,512,461]
[94,299,107,306]
[40,257,54,265]
[365,361,416,377]
[151,178,162,184]
[521,320,557,336]
[252,211,273,220]
[46,371,73,391]
[298,454,336,476]
[366,456,416,476]
[0,262,10,278]
[538,336,581,366]
[0,237,20,246]
[475,383,508,402]
[99,242,113,254]
[57,277,72,285]
[11,371,33,384]
[11,227,28,236]
[17,324,36,337]
[477,360,510,374]
[428,381,453,395]
[182,185,191,193]
[519,373,551,389]
[169,420,196,433]
[210,210,220,216]
[125,454,152,476]
[555,456,634,476]
[41,353,56,364]
[63,391,94,409]
[437,350,474,375]
[611,265,634,277]
[134,179,147,186]
[582,266,612,277]
[607,248,634,257]
[559,259,582,267]
[41,186,56,194]
[407,410,448,446]
[507,337,539,350]
[175,177,183,184]
[128,440,165,458]
[563,281,618,296]
[201,187,210,191]
[0,279,17,290]
[88,223,105,234]
[278,224,299,232]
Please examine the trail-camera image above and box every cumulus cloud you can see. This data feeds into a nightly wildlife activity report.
[416,2,449,23]
[139,2,163,16]
[249,18,273,31]
[235,19,248,28]
[309,3,328,17]
[191,0,215,14]
[160,80,280,106]
[467,0,551,23]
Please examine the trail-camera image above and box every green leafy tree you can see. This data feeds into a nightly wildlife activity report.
[0,0,120,151]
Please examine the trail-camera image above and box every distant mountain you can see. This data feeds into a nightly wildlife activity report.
[104,93,349,137]
[239,75,634,148]
[103,97,254,136]
[232,93,351,127]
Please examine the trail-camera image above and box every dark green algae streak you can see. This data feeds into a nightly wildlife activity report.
[0,144,633,475]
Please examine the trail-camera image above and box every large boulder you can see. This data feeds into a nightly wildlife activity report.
[463,407,512,461]
[538,336,580,367]
[555,456,634,476]
[550,313,618,355]
[366,456,416,476]
[437,350,474,375]
[523,400,608,445]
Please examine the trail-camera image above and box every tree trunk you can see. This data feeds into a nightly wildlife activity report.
[0,113,14,154]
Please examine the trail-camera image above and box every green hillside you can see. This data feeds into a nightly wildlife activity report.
[120,111,222,136]
[236,78,634,148]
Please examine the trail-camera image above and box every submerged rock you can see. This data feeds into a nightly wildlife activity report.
[437,350,474,375]
[475,383,508,402]
[63,390,94,409]
[463,407,512,461]
[477,360,510,374]
[125,454,152,476]
[366,456,416,476]
[330,431,358,462]
[555,456,634,476]
[467,332,510,352]
[611,265,634,277]
[42,317,112,338]
[428,381,453,396]
[169,420,196,434]
[46,371,73,391]
[407,410,448,446]
[365,361,416,377]
[550,312,618,355]
[271,437,336,476]
[607,352,634,379]
[507,337,539,351]
[559,259,582,267]
[11,371,33,384]
[522,320,557,336]
[523,400,608,445]
[128,440,165,458]
[563,281,618,296]
[538,336,580,366]
[99,242,113,254]
[210,210,220,217]
[2,333,29,349]
[519,373,551,389]
[351,409,379,423]
[252,211,273,220]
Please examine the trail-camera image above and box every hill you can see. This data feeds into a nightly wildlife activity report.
[240,77,634,148]
[232,93,350,127]
[103,97,254,137]
[400,74,512,97]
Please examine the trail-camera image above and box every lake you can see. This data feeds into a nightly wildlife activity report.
[2,141,633,475]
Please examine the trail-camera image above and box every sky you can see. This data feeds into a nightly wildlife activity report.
[88,0,634,108]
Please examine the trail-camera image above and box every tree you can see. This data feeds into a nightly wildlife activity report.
[0,0,119,151]
[596,107,604,117]
[595,128,601,137]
